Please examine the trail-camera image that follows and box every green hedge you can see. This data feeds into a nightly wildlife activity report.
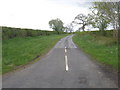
[75,30,113,37]
[2,26,66,40]
[90,30,113,37]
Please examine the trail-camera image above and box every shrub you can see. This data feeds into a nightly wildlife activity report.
[2,26,66,40]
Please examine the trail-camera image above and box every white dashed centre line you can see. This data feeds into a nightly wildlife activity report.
[65,48,67,53]
[65,47,68,71]
[65,55,68,71]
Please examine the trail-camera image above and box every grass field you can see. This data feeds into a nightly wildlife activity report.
[73,32,118,69]
[3,34,68,74]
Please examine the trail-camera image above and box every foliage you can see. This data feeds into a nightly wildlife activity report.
[91,1,120,37]
[2,26,66,40]
[93,2,119,24]
[89,4,112,35]
[89,13,110,35]
[49,18,64,33]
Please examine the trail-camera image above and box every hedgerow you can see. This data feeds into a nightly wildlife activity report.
[2,26,66,40]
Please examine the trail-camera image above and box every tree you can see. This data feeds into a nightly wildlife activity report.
[65,23,74,33]
[73,14,88,31]
[87,10,110,36]
[91,1,120,37]
[49,18,64,34]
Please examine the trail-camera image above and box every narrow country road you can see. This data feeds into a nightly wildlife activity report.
[3,35,118,88]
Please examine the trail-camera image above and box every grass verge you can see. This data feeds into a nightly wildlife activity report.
[73,32,118,69]
[3,34,68,74]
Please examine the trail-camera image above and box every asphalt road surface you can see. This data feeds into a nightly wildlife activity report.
[3,35,118,88]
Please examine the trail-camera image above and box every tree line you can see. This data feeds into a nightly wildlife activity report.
[72,1,119,38]
[48,2,119,38]
[2,26,66,40]
[48,18,74,33]
[2,1,119,40]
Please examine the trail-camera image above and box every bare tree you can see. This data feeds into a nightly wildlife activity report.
[73,14,88,31]
[65,23,74,33]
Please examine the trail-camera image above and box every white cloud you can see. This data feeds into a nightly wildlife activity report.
[0,0,91,30]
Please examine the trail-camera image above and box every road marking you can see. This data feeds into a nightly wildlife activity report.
[65,48,67,53]
[65,55,68,71]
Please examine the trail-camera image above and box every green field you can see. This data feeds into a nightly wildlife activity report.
[73,32,118,69]
[3,34,67,74]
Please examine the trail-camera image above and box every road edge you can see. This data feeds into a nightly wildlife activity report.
[2,35,68,76]
[72,34,118,86]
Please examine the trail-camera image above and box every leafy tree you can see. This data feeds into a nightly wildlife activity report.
[87,10,111,36]
[91,1,120,37]
[49,18,64,34]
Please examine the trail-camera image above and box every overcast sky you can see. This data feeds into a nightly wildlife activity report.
[1,0,93,30]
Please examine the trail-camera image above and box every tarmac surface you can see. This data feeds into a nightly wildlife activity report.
[3,35,118,88]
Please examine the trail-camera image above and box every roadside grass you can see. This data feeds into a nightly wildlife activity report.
[3,34,68,74]
[73,32,118,69]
